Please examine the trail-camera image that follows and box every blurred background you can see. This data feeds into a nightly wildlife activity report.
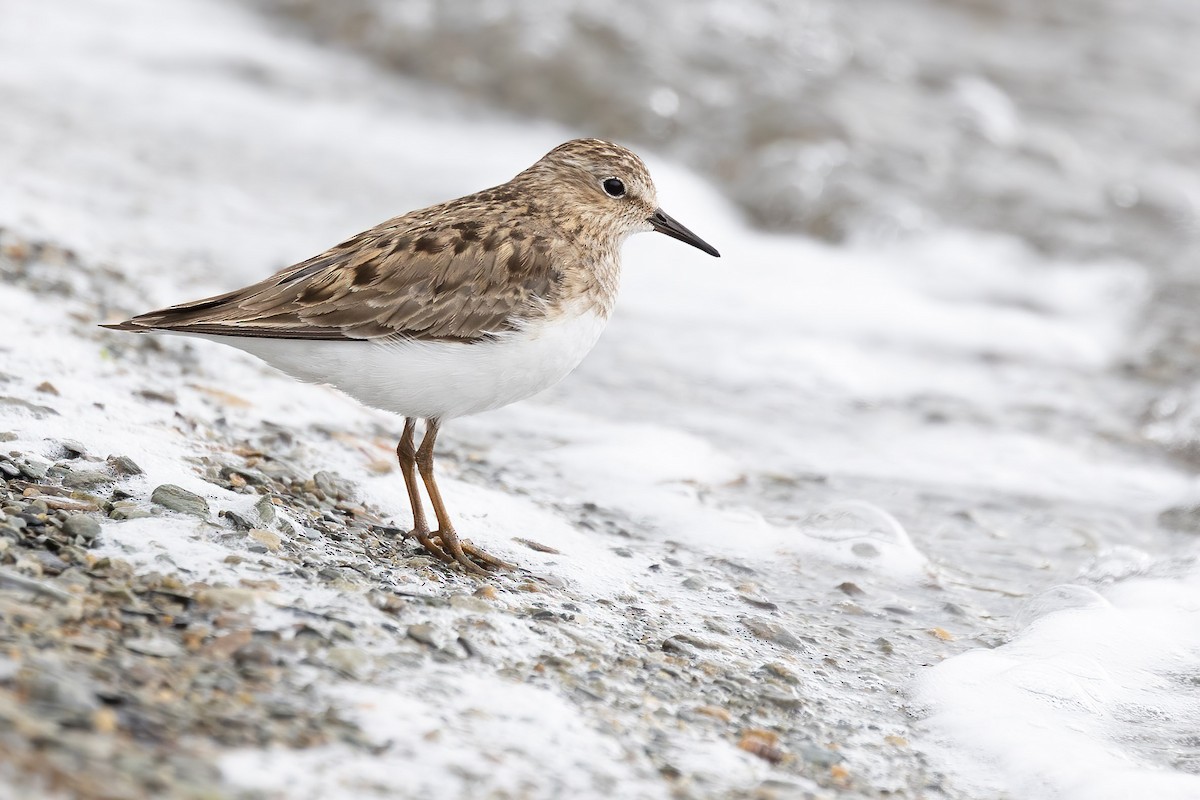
[259,0,1200,259]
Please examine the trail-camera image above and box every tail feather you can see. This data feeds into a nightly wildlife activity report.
[99,319,150,332]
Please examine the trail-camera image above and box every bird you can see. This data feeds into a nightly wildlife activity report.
[103,138,720,574]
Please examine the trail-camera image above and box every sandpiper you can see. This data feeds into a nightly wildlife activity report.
[104,138,719,574]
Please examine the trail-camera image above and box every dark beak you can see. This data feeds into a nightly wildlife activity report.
[648,208,720,257]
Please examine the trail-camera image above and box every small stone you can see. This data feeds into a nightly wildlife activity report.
[221,510,256,530]
[14,557,43,578]
[762,690,803,710]
[222,466,267,486]
[741,617,805,651]
[682,576,706,590]
[513,537,560,554]
[248,528,281,552]
[763,662,800,685]
[837,581,864,596]
[92,706,118,734]
[662,636,698,655]
[21,666,97,715]
[326,647,371,679]
[694,705,732,722]
[313,471,354,501]
[448,594,491,612]
[739,594,778,611]
[109,503,152,521]
[195,587,257,609]
[107,455,144,476]
[62,469,114,490]
[32,550,69,575]
[0,461,19,478]
[59,439,86,457]
[254,495,276,525]
[124,636,183,658]
[35,381,59,395]
[799,744,843,767]
[150,484,209,517]
[407,623,438,647]
[738,729,785,764]
[18,457,49,480]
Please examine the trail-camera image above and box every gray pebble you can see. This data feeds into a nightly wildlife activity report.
[110,504,152,521]
[254,495,277,525]
[741,616,806,651]
[220,510,256,530]
[314,471,354,501]
[21,666,98,715]
[150,484,210,518]
[124,637,183,658]
[107,455,144,475]
[18,457,49,480]
[59,440,88,458]
[62,468,114,490]
[32,550,69,575]
[407,623,438,647]
[798,744,844,767]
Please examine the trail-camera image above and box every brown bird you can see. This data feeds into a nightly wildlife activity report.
[104,138,719,574]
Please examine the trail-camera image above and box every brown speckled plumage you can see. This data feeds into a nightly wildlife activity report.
[105,139,662,342]
[103,138,718,575]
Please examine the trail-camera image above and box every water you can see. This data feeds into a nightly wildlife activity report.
[255,0,1200,267]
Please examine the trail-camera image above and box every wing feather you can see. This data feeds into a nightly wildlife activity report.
[105,211,564,343]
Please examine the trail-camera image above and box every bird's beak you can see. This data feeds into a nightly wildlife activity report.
[648,208,720,257]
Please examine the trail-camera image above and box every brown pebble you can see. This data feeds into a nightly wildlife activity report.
[695,705,732,723]
[248,528,281,552]
[36,381,59,395]
[92,707,118,734]
[513,537,560,554]
[200,629,253,659]
[738,728,785,764]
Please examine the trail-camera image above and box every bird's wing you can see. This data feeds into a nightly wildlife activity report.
[103,218,564,342]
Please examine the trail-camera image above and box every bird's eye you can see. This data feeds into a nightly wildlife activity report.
[602,177,626,198]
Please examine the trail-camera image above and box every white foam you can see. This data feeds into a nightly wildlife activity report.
[913,563,1200,800]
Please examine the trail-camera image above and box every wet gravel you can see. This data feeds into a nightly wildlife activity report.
[0,227,984,798]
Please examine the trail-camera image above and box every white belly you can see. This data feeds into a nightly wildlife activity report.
[201,310,609,419]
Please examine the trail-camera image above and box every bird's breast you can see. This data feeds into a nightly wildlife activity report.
[205,302,610,420]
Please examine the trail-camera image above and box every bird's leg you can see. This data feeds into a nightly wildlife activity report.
[396,417,447,561]
[417,418,512,574]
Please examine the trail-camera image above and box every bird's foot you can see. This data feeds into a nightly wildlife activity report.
[408,526,512,575]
